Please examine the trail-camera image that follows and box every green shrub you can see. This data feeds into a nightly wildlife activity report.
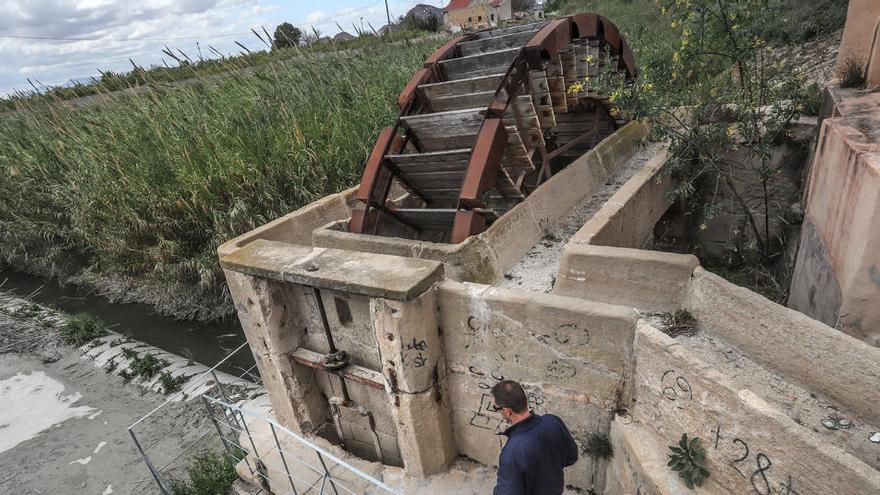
[170,451,239,495]
[159,371,188,394]
[667,433,710,489]
[130,353,167,380]
[839,56,866,88]
[60,313,107,345]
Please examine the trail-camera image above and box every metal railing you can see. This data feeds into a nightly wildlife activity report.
[202,396,401,495]
[127,342,263,494]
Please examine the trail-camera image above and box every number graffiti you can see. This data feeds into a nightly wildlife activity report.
[660,369,693,401]
[713,425,800,495]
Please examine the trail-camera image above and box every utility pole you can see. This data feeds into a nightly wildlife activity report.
[385,0,392,35]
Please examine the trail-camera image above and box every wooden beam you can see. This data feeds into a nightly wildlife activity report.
[459,118,508,208]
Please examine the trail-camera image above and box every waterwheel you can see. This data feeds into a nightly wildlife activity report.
[349,13,637,243]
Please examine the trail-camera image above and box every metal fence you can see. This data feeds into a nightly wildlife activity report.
[203,396,401,495]
[127,342,263,494]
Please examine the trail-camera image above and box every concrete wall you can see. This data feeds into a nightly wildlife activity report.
[627,322,880,494]
[569,149,672,248]
[221,242,456,476]
[311,122,650,285]
[789,112,880,346]
[555,244,698,313]
[837,0,880,74]
[686,267,880,425]
[437,281,638,493]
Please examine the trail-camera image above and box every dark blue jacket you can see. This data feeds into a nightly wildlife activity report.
[493,413,579,495]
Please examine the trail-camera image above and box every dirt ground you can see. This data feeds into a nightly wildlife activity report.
[0,348,206,495]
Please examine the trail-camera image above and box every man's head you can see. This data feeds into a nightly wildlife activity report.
[491,380,530,424]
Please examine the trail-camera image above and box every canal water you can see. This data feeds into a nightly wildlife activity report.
[0,267,254,374]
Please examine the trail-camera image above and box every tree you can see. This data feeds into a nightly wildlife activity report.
[273,22,302,49]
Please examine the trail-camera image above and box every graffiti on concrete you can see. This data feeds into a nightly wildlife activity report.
[402,338,429,368]
[713,425,801,495]
[660,369,692,401]
[467,370,547,434]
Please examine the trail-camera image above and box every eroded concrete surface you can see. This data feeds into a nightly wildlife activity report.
[0,350,199,495]
[499,142,664,292]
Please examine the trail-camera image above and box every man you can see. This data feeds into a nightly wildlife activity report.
[491,380,579,495]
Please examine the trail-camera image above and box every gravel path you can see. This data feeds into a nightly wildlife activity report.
[498,142,664,293]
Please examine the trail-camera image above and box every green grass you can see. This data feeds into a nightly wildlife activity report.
[0,36,446,319]
[60,313,107,345]
[170,451,239,495]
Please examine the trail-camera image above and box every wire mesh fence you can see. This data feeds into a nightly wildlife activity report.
[127,342,264,494]
[202,396,401,495]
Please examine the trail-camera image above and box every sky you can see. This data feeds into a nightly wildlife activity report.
[0,0,448,97]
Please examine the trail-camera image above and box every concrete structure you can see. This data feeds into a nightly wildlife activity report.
[836,0,880,79]
[443,0,512,31]
[218,5,880,492]
[789,4,880,346]
[219,120,880,494]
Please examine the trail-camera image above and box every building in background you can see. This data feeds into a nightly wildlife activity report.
[443,0,513,32]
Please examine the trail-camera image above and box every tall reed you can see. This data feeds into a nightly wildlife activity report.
[0,36,445,319]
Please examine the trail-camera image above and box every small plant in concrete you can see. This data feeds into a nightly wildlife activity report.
[583,432,614,460]
[169,451,239,495]
[118,368,135,383]
[159,371,187,395]
[838,56,866,89]
[130,353,168,381]
[122,347,138,359]
[60,313,108,345]
[667,433,710,489]
[658,310,698,338]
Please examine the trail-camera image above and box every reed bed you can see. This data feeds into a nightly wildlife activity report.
[0,36,446,319]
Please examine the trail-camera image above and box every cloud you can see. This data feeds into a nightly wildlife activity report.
[0,0,275,95]
[0,0,446,97]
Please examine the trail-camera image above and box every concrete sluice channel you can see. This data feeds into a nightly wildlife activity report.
[0,267,254,375]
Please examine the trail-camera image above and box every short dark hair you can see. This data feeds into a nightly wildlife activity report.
[491,380,528,413]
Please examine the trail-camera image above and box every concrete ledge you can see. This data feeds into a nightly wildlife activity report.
[571,149,672,248]
[633,322,880,494]
[685,267,880,424]
[217,187,355,258]
[554,244,699,312]
[220,239,443,301]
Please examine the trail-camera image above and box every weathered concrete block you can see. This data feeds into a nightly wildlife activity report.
[390,388,456,477]
[571,149,672,249]
[789,113,880,346]
[836,0,880,74]
[373,289,443,394]
[594,122,649,174]
[554,244,698,312]
[221,240,444,301]
[439,281,636,397]
[604,417,702,495]
[686,267,880,425]
[633,322,880,494]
